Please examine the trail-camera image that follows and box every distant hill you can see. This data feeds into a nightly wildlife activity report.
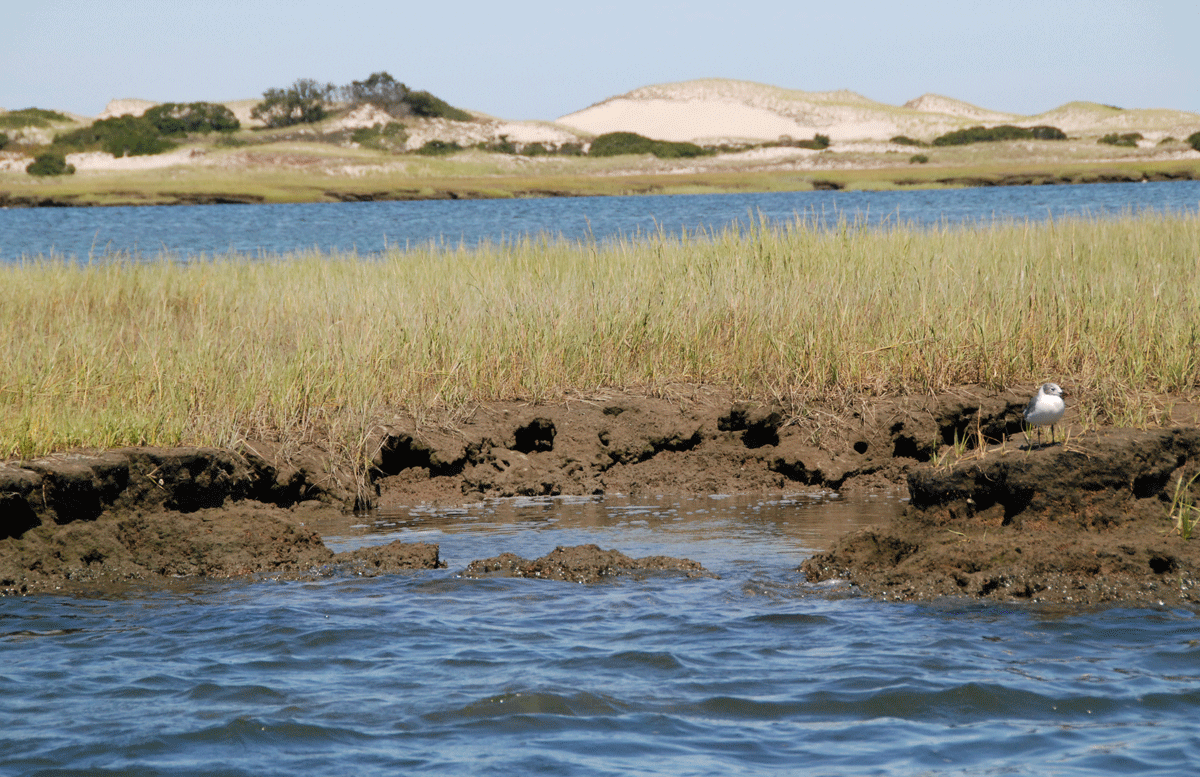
[556,79,1200,143]
[7,79,1199,149]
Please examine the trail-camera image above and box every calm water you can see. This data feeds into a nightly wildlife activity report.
[3,494,1199,776]
[2,180,1199,261]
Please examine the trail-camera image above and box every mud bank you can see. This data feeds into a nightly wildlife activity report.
[364,387,1031,504]
[3,388,1199,602]
[802,428,1200,605]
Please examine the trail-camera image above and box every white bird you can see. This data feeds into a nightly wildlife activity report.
[1023,382,1067,447]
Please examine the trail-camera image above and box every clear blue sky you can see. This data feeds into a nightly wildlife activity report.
[4,0,1196,120]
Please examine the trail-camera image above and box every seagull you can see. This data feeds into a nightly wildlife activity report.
[1023,382,1067,447]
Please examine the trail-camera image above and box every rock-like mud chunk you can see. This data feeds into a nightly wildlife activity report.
[461,544,714,583]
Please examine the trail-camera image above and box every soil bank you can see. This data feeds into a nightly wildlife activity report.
[2,387,1198,603]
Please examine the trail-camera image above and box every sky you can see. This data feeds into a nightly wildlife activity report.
[3,0,1197,121]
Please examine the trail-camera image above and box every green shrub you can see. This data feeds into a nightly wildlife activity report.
[351,121,407,150]
[414,139,463,156]
[0,132,8,149]
[521,142,548,157]
[26,152,75,176]
[932,124,1066,146]
[774,134,832,150]
[910,154,929,164]
[53,115,176,157]
[251,79,334,128]
[1098,132,1143,147]
[557,142,584,156]
[145,102,239,135]
[588,132,712,159]
[0,108,71,129]
[1028,125,1067,140]
[480,135,518,154]
[405,90,472,121]
[1188,132,1200,152]
[891,135,926,146]
[338,71,471,121]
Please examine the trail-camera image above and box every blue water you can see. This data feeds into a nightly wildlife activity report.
[3,495,1198,776]
[2,180,1199,261]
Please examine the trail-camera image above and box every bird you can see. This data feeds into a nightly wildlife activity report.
[1023,382,1067,447]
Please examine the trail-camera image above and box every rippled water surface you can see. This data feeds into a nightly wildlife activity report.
[2,179,1198,261]
[3,494,1199,775]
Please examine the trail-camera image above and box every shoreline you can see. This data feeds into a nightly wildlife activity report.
[3,138,1198,208]
[2,164,1197,209]
[3,388,1199,604]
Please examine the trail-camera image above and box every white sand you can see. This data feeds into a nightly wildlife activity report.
[98,98,158,119]
[558,98,817,143]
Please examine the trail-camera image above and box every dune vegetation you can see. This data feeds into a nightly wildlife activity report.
[3,210,1198,474]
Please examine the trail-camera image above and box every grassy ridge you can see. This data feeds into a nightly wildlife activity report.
[2,212,1199,464]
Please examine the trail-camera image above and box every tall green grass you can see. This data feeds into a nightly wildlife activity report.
[2,212,1198,463]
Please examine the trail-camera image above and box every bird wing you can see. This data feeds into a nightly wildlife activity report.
[1022,393,1039,420]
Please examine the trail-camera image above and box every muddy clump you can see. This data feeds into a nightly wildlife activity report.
[366,386,1032,504]
[462,544,713,583]
[802,428,1200,605]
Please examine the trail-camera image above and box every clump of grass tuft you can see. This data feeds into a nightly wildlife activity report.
[1,212,1198,466]
[1169,471,1200,539]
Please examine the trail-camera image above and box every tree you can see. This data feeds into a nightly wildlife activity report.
[251,79,335,128]
[1189,132,1200,152]
[340,71,409,116]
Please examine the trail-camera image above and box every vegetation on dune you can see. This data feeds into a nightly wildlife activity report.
[2,212,1197,463]
[250,72,473,128]
[351,121,408,151]
[52,115,177,157]
[414,139,464,156]
[144,102,240,135]
[1099,132,1143,147]
[933,125,1067,146]
[403,90,472,121]
[589,131,713,159]
[1190,132,1200,152]
[0,108,71,129]
[338,71,473,121]
[25,152,75,176]
[251,78,336,128]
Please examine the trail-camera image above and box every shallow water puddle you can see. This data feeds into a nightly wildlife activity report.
[314,492,905,576]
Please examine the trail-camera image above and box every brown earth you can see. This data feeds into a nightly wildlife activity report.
[462,544,713,583]
[3,387,1199,602]
[802,427,1200,605]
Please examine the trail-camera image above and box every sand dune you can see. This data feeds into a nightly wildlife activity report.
[557,79,1200,143]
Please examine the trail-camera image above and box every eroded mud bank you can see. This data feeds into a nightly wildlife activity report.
[3,388,1198,602]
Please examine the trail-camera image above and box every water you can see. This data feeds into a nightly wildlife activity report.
[2,180,1199,261]
[3,494,1198,775]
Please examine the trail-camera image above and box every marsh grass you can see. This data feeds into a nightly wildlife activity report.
[1169,471,1200,539]
[2,212,1199,469]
